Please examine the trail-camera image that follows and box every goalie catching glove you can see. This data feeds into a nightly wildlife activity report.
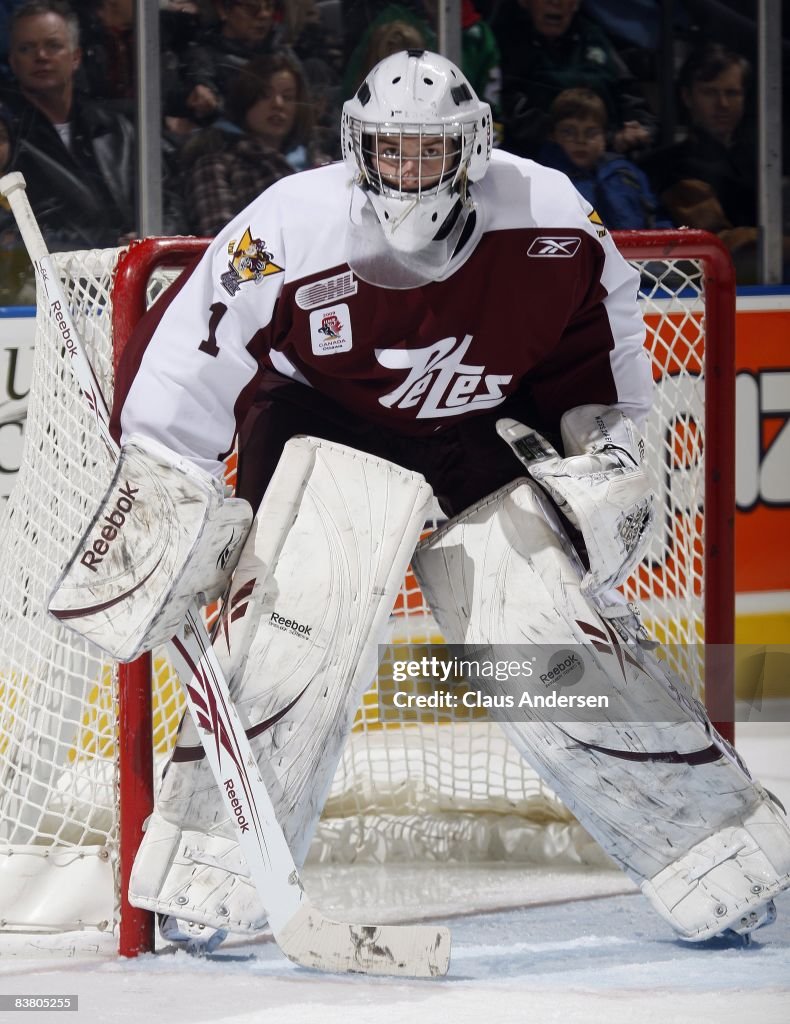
[525,404,655,593]
[48,434,252,661]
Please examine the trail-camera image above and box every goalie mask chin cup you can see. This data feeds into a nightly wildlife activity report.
[345,184,484,289]
[341,49,492,265]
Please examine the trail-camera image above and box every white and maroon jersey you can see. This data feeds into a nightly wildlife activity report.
[112,149,653,476]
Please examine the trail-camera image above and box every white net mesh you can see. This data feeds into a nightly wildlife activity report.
[0,240,716,935]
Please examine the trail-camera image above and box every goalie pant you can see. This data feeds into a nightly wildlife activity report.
[412,478,790,942]
[129,436,433,933]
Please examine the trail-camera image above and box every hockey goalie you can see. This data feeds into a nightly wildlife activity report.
[50,50,790,953]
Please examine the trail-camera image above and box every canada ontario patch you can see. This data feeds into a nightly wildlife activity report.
[310,303,353,355]
[221,227,284,296]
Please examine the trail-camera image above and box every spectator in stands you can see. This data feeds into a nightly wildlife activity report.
[538,87,670,229]
[76,1,198,123]
[179,0,338,129]
[643,42,789,283]
[343,1,502,129]
[275,0,343,159]
[1,0,137,248]
[182,51,328,236]
[74,0,135,112]
[278,0,343,76]
[344,16,428,96]
[491,0,655,159]
[1,2,28,85]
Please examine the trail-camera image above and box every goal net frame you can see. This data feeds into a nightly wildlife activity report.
[0,229,736,956]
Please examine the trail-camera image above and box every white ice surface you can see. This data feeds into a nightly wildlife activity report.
[1,723,788,1024]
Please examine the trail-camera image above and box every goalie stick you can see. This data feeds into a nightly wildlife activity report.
[0,172,450,978]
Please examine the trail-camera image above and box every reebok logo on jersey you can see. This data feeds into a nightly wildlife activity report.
[527,237,582,257]
[377,335,512,419]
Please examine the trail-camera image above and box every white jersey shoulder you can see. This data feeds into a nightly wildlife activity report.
[482,150,603,240]
[209,162,350,291]
[121,164,350,474]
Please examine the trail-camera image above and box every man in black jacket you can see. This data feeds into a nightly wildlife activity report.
[644,42,789,284]
[3,0,136,249]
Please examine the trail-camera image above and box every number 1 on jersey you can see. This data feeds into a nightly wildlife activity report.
[199,302,228,358]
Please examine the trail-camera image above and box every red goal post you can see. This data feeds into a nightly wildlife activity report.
[0,228,736,957]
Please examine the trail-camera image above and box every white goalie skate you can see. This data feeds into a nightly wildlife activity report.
[158,913,228,955]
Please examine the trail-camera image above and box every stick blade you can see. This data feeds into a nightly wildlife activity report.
[277,903,450,977]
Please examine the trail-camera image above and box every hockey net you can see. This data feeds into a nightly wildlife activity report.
[0,231,735,951]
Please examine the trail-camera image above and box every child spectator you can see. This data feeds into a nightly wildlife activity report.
[182,52,328,236]
[538,87,669,229]
[491,0,655,159]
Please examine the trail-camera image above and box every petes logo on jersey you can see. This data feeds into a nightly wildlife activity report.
[527,236,582,257]
[310,304,352,354]
[220,228,284,296]
[377,335,512,419]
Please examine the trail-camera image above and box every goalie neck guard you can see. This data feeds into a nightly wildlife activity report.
[341,49,492,287]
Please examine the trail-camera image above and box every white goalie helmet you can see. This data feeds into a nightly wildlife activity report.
[341,49,492,256]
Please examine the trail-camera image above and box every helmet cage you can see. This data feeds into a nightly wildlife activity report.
[350,122,473,202]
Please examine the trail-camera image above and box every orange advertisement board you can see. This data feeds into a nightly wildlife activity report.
[734,301,790,596]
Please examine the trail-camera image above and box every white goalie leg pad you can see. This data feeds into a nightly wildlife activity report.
[130,436,433,933]
[510,406,655,593]
[48,433,252,661]
[412,478,790,940]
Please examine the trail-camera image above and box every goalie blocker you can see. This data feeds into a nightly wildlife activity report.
[412,476,790,942]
